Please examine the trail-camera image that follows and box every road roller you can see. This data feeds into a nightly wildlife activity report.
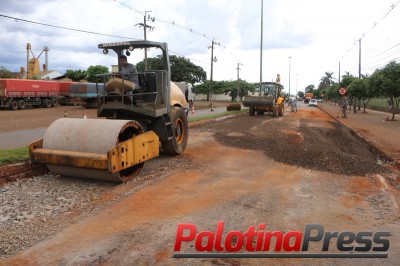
[29,41,189,182]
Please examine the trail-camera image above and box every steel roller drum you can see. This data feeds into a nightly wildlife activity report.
[42,118,143,182]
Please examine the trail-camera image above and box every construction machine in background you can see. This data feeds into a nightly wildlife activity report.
[29,40,189,183]
[174,81,194,110]
[304,92,314,103]
[242,80,285,117]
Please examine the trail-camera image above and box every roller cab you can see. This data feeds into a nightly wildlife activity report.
[29,118,159,183]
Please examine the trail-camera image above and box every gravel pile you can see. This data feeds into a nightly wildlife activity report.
[0,174,113,258]
[197,115,386,176]
[0,152,196,258]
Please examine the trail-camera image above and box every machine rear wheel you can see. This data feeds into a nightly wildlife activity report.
[273,106,278,117]
[249,107,255,116]
[161,107,188,155]
[278,103,284,116]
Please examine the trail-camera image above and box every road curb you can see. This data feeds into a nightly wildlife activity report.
[188,111,246,127]
[0,162,48,187]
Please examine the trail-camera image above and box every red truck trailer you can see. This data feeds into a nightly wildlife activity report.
[57,81,79,106]
[0,79,61,110]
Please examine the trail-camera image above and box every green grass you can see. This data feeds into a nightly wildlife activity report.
[0,109,248,167]
[188,109,247,123]
[0,146,29,166]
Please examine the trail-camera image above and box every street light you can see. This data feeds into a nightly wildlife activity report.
[260,0,264,88]
[288,56,292,97]
[208,38,220,110]
[236,62,244,102]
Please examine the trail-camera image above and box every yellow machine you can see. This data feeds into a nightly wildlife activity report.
[242,81,285,117]
[29,41,189,182]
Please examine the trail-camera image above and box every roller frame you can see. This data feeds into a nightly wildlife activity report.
[29,131,159,174]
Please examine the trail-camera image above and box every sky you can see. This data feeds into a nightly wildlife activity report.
[0,0,400,95]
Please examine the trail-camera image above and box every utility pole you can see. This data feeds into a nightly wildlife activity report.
[136,11,155,70]
[26,43,30,79]
[358,38,361,78]
[236,62,244,102]
[208,38,220,106]
[296,73,298,100]
[260,0,264,89]
[288,56,292,97]
[338,61,341,83]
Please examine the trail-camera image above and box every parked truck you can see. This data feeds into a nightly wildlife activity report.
[304,92,314,103]
[0,79,60,110]
[69,82,105,108]
[242,81,285,117]
[58,81,77,106]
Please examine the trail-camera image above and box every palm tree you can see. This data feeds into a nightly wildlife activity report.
[320,72,335,87]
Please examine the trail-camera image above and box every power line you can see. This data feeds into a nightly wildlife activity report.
[363,47,400,67]
[340,1,400,62]
[0,13,139,40]
[114,0,144,16]
[0,4,238,78]
[361,57,400,72]
[359,0,400,40]
[114,0,230,52]
[363,41,400,61]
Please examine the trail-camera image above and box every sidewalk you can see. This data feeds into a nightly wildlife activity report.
[318,101,400,166]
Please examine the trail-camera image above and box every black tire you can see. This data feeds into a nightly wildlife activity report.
[273,106,278,117]
[18,100,26,110]
[278,103,284,116]
[10,100,18,110]
[161,107,189,155]
[51,98,58,107]
[249,107,255,116]
[43,99,52,108]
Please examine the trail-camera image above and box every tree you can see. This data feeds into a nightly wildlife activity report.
[86,65,109,83]
[225,80,256,101]
[373,61,400,120]
[341,71,353,80]
[297,91,304,99]
[0,67,15,78]
[65,69,87,82]
[136,55,207,85]
[326,83,340,103]
[192,80,255,101]
[304,84,315,93]
[347,78,369,112]
[320,72,335,87]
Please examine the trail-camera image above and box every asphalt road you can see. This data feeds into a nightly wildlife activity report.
[0,106,229,150]
[0,128,46,150]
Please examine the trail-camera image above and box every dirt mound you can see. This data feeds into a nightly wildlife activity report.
[198,115,385,176]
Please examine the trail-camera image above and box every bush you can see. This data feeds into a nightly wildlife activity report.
[227,103,241,111]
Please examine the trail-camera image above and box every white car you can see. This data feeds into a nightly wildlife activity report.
[309,99,318,107]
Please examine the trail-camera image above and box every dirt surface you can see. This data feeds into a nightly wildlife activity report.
[0,105,399,265]
[0,101,228,133]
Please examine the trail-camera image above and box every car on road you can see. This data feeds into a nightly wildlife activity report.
[309,99,318,107]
